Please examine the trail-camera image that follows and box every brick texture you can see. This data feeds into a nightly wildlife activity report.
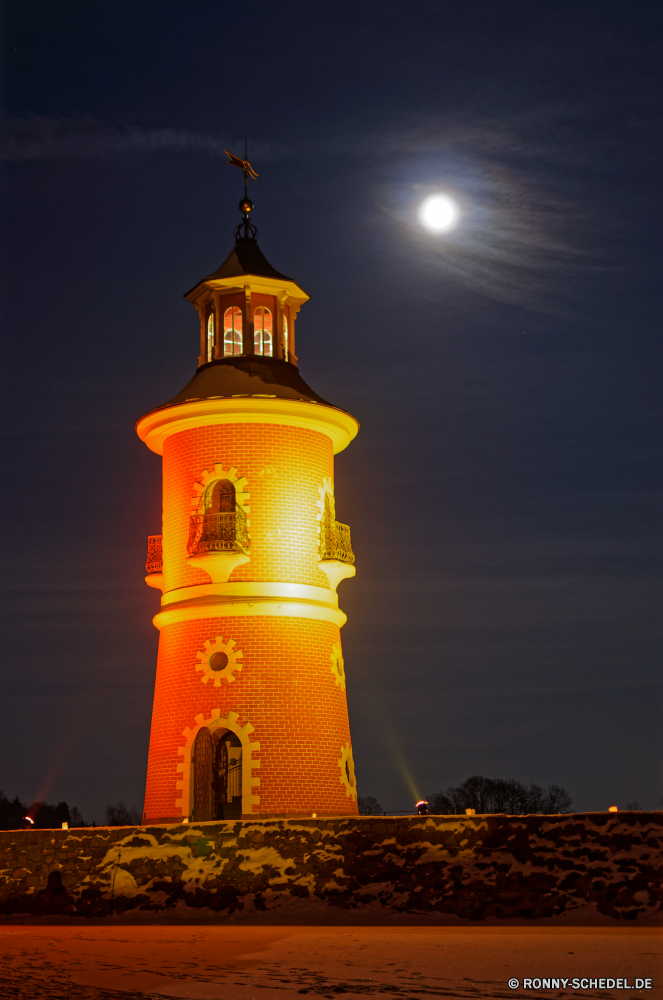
[162,423,334,590]
[143,419,358,821]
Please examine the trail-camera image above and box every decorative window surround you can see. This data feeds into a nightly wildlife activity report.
[338,742,357,800]
[176,709,260,818]
[195,635,244,686]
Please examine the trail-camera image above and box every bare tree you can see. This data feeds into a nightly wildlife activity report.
[543,785,573,812]
[69,806,85,827]
[428,776,573,815]
[428,791,453,814]
[105,801,141,826]
[358,796,384,815]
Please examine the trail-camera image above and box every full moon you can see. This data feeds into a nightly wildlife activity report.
[419,194,460,233]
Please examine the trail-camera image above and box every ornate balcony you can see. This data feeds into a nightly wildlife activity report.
[318,517,355,592]
[145,535,163,590]
[319,520,354,565]
[146,535,163,574]
[187,510,249,556]
[186,510,250,583]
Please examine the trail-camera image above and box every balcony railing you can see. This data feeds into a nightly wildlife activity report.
[145,535,163,574]
[187,510,250,557]
[319,520,355,565]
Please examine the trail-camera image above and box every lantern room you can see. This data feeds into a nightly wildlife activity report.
[185,235,309,367]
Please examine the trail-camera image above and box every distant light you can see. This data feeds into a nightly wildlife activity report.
[608,805,618,812]
[419,194,459,233]
[24,816,34,825]
[416,800,430,816]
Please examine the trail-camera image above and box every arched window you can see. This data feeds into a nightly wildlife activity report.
[209,479,235,514]
[192,727,214,821]
[282,312,289,361]
[253,306,273,357]
[206,311,215,362]
[224,306,243,356]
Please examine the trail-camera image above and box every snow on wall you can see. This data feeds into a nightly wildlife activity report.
[0,813,660,922]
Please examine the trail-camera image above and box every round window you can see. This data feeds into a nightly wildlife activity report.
[209,651,229,672]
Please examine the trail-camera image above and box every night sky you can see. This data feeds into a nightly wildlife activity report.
[1,0,661,821]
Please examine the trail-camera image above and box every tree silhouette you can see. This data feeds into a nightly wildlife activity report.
[0,791,86,829]
[358,796,384,815]
[105,801,141,826]
[428,776,572,815]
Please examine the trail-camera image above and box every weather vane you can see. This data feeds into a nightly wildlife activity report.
[225,138,259,240]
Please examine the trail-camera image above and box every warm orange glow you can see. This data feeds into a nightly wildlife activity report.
[141,261,359,823]
[145,615,355,821]
[141,419,358,823]
[608,805,619,812]
[137,396,359,457]
[223,306,243,356]
[253,306,273,356]
[206,312,215,362]
[163,423,334,591]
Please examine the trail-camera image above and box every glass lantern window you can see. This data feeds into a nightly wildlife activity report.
[253,307,273,357]
[282,312,289,360]
[206,312,215,362]
[223,307,243,356]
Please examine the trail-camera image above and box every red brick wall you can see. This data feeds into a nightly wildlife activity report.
[143,615,357,821]
[162,423,333,591]
[144,419,358,822]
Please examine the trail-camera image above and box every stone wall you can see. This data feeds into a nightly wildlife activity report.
[0,812,660,923]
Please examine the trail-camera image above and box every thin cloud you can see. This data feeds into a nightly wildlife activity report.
[323,103,650,316]
[310,97,643,170]
[0,114,289,162]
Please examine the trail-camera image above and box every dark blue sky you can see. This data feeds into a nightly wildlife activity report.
[1,0,661,820]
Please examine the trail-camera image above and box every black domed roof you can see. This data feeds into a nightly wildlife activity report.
[158,354,335,409]
[185,236,295,297]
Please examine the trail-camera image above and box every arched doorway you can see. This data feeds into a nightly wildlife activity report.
[191,725,243,821]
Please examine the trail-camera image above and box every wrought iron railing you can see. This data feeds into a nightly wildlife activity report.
[145,535,163,574]
[226,758,242,802]
[187,510,250,556]
[319,520,355,565]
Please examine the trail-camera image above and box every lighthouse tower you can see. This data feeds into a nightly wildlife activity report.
[137,193,359,823]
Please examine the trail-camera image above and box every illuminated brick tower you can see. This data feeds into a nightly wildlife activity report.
[137,189,359,823]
